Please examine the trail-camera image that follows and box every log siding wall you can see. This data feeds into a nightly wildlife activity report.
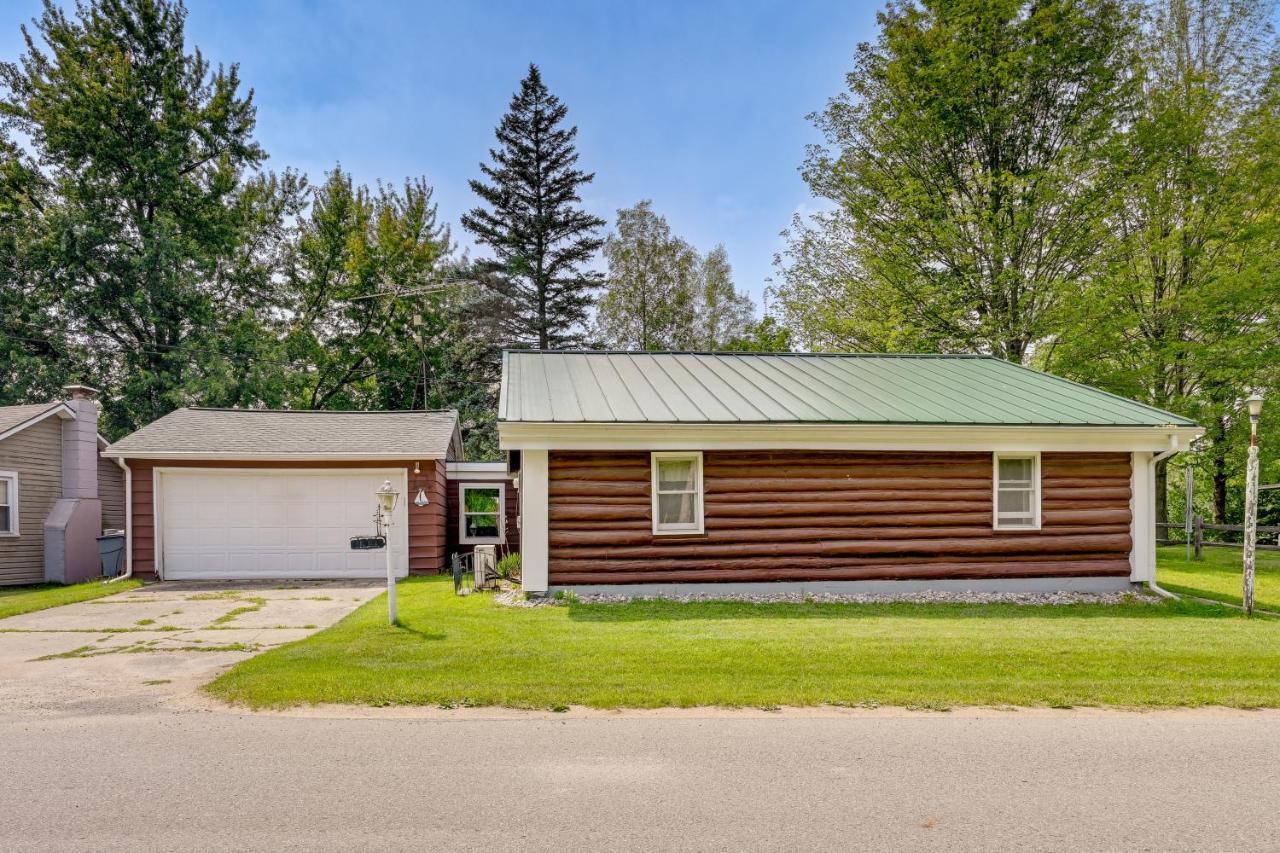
[125,459,449,578]
[547,450,1133,585]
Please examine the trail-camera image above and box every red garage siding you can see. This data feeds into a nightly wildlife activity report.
[124,459,448,578]
[547,450,1133,585]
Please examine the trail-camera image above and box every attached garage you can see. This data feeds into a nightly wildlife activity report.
[104,408,461,581]
[155,469,409,580]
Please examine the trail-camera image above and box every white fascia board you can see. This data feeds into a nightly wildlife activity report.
[100,451,444,461]
[497,422,1205,453]
[446,461,510,478]
[0,403,75,445]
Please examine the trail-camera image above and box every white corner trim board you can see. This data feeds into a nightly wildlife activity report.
[520,450,549,593]
[1129,451,1156,583]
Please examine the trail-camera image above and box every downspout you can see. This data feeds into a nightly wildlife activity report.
[1148,434,1181,600]
[106,458,133,583]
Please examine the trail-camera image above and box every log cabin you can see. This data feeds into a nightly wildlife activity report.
[497,351,1204,596]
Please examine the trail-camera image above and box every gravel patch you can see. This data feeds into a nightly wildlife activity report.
[494,589,1162,607]
[492,589,561,608]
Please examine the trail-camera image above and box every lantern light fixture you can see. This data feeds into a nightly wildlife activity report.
[375,480,399,515]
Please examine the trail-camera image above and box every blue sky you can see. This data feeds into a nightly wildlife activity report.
[1,0,881,308]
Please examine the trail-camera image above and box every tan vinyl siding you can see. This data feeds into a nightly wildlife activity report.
[0,417,62,585]
[98,454,126,531]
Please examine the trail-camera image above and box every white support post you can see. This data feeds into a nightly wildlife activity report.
[521,449,549,594]
[1130,451,1155,583]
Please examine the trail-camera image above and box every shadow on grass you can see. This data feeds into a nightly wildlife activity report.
[389,622,447,642]
[564,597,1241,624]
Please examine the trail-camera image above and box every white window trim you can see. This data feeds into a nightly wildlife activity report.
[651,451,705,536]
[0,470,17,537]
[992,451,1041,531]
[459,482,505,545]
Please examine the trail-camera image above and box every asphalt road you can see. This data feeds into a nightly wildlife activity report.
[2,707,1279,852]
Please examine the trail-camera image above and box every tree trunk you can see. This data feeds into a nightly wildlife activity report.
[1212,416,1229,523]
[1154,456,1168,529]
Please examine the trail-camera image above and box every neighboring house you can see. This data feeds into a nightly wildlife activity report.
[497,351,1205,595]
[0,386,125,586]
[446,461,519,562]
[103,409,463,581]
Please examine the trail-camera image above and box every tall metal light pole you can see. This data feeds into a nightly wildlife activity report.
[1243,394,1263,617]
[376,480,401,625]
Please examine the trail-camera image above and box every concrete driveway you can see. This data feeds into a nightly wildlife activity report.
[0,580,382,715]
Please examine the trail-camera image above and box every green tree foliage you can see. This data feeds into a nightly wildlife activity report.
[1044,0,1280,524]
[596,201,758,350]
[462,64,605,349]
[698,245,755,349]
[0,0,267,435]
[0,135,85,402]
[279,169,452,410]
[775,0,1134,361]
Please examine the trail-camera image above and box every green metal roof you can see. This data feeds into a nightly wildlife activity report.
[498,351,1199,427]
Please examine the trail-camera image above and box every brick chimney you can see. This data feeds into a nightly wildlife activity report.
[61,385,100,499]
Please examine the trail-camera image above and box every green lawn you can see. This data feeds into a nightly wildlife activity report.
[0,578,142,621]
[1157,545,1280,612]
[207,575,1280,711]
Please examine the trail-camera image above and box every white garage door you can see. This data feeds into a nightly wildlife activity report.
[157,469,409,580]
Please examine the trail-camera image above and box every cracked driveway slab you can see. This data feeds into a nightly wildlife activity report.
[0,580,382,715]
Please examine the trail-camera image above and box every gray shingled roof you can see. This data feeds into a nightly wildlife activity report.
[499,351,1199,427]
[0,402,68,438]
[104,408,461,459]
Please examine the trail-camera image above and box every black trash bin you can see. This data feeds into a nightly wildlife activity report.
[97,531,125,578]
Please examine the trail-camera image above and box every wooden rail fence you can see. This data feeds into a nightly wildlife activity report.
[1157,517,1280,557]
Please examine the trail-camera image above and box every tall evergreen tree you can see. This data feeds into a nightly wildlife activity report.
[462,64,605,349]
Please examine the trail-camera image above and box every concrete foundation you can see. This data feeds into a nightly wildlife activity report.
[547,576,1138,598]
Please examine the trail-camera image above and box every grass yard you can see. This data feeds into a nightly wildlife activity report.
[0,578,142,621]
[1157,545,1280,612]
[207,575,1280,711]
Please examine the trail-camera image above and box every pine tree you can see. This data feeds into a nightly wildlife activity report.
[462,64,605,349]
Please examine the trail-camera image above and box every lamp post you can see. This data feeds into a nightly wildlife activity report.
[1243,394,1263,617]
[376,480,401,625]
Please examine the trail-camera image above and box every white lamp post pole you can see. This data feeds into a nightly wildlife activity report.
[376,480,401,625]
[1243,394,1263,617]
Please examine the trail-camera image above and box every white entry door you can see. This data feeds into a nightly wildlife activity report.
[156,469,409,580]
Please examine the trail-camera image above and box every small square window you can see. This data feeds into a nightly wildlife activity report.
[993,453,1040,530]
[651,452,704,535]
[459,484,504,544]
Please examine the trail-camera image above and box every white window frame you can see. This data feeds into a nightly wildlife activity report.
[459,482,505,545]
[992,451,1041,531]
[0,471,17,537]
[650,451,705,536]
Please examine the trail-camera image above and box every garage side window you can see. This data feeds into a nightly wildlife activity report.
[460,484,504,544]
[993,452,1040,530]
[651,452,704,535]
[0,472,16,535]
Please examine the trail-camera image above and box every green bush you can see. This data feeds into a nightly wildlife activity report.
[496,552,521,580]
